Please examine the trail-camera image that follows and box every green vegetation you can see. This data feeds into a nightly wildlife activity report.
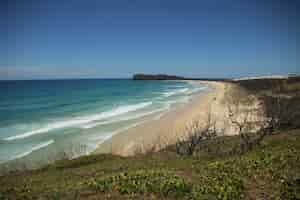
[0,129,299,199]
[87,170,191,197]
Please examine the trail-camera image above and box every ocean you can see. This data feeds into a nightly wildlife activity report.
[0,79,207,167]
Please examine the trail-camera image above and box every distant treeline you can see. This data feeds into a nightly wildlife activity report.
[133,74,185,80]
[132,74,232,82]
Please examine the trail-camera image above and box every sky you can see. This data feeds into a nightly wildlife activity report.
[1,0,299,79]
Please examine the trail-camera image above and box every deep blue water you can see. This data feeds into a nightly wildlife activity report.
[0,79,206,165]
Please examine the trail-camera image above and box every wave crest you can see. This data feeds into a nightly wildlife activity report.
[163,88,189,97]
[3,102,152,141]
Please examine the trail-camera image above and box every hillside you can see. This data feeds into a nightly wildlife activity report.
[0,129,299,200]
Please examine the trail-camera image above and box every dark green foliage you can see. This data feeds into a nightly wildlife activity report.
[191,133,300,199]
[87,170,191,198]
[280,177,300,200]
[196,161,244,199]
[87,168,245,200]
[0,193,8,200]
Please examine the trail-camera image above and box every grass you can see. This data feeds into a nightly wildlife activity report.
[0,129,299,199]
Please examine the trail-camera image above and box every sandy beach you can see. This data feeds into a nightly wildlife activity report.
[94,81,239,156]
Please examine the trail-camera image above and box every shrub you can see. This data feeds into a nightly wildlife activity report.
[197,161,245,200]
[175,117,217,156]
[87,170,191,198]
[0,193,8,200]
[280,177,300,200]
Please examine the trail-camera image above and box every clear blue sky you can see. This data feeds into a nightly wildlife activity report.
[1,0,299,79]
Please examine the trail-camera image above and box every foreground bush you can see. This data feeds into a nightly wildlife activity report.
[87,168,246,199]
[87,170,191,198]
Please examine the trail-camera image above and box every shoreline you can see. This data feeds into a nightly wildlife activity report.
[94,81,235,156]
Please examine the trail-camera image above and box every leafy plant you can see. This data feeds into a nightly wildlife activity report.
[0,193,8,200]
[192,161,245,200]
[87,170,191,198]
[280,177,300,200]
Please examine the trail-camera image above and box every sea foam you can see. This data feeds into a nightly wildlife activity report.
[81,107,166,129]
[163,88,189,97]
[3,102,152,141]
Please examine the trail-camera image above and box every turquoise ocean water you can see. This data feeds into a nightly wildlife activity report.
[0,79,207,167]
